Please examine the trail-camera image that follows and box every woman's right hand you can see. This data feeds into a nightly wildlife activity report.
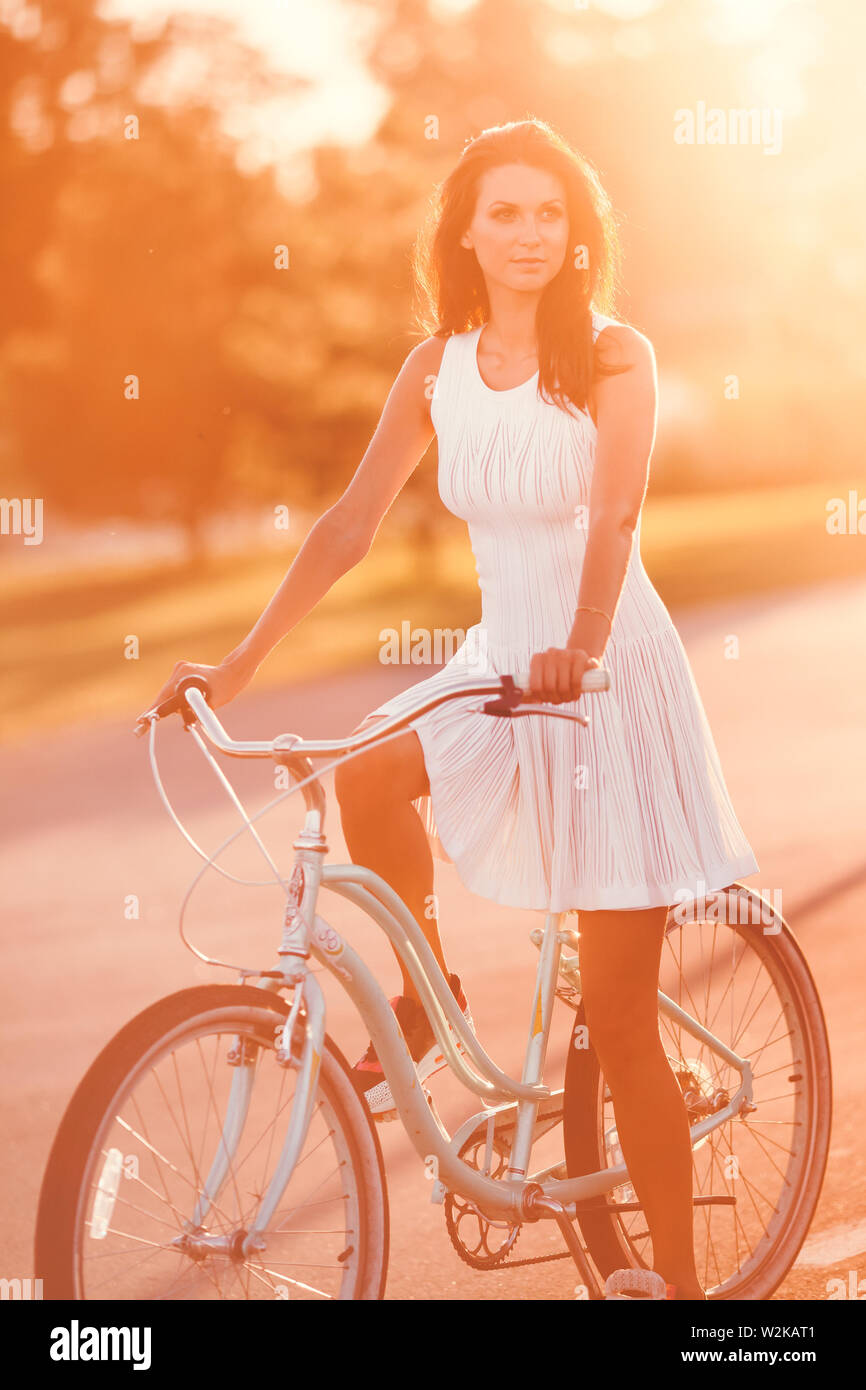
[133,653,254,735]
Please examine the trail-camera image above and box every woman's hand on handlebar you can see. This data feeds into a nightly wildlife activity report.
[524,646,600,705]
[134,654,254,733]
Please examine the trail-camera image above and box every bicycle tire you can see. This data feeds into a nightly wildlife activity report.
[563,890,831,1300]
[35,985,389,1300]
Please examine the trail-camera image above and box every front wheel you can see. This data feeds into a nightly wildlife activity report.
[35,985,389,1300]
[563,887,831,1300]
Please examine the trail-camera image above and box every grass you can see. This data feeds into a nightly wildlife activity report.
[1,478,862,743]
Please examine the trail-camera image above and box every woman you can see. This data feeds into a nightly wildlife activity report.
[140,119,758,1301]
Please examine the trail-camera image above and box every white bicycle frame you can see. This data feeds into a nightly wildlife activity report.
[147,676,755,1283]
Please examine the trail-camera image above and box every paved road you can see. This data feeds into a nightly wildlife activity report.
[2,574,864,1299]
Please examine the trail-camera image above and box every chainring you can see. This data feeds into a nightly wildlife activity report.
[443,1129,522,1269]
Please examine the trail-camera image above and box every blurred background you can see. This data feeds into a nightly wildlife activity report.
[1,0,864,738]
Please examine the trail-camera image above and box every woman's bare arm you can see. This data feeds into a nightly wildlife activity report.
[223,335,446,680]
[566,324,658,659]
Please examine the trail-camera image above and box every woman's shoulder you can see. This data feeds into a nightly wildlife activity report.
[400,332,469,424]
[591,309,620,341]
[591,309,652,351]
[407,330,472,377]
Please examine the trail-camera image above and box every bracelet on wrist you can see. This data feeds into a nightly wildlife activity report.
[576,604,613,631]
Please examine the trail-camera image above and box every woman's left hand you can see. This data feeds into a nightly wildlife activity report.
[524,647,600,705]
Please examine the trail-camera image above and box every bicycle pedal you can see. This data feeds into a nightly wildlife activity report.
[603,1267,669,1300]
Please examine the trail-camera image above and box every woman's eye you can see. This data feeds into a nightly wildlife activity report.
[493,207,562,220]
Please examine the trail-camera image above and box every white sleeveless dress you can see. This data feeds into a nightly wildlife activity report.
[361,311,759,912]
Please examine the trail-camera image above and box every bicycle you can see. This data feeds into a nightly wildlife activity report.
[35,667,831,1299]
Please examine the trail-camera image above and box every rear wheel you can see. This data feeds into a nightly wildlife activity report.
[35,985,389,1300]
[563,886,831,1300]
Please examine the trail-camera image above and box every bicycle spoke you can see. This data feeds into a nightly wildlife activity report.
[233,1093,325,1227]
[84,1241,188,1296]
[127,1094,192,1226]
[149,1066,221,1217]
[739,1120,794,1185]
[745,1026,795,1078]
[739,1120,797,1155]
[732,980,780,1056]
[709,1136,752,1266]
[752,1058,803,1082]
[273,1166,349,1232]
[722,1120,741,1276]
[702,1142,731,1286]
[748,1087,798,1106]
[85,1182,182,1235]
[727,953,768,1052]
[247,1264,334,1299]
[116,1162,193,1229]
[118,1105,236,1230]
[83,1223,167,1250]
[733,1166,781,1244]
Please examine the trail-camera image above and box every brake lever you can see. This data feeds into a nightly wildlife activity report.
[481,674,524,716]
[480,673,590,725]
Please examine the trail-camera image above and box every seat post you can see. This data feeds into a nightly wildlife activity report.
[505,910,565,1183]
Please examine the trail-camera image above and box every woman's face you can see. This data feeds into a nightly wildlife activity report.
[460,162,570,295]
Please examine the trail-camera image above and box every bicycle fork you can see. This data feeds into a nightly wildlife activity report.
[175,971,325,1261]
[181,850,328,1258]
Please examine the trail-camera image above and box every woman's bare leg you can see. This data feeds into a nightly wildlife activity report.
[577,905,706,1300]
[334,715,449,1006]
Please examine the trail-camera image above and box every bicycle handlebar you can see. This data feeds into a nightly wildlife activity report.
[133,665,610,760]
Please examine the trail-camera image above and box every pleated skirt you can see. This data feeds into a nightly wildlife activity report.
[362,621,759,913]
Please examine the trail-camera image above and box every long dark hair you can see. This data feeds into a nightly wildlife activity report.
[411,117,629,419]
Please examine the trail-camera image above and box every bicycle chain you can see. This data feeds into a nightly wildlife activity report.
[486,1251,575,1268]
[444,1212,579,1270]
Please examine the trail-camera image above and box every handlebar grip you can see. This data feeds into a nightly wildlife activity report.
[134,674,213,737]
[513,666,610,693]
